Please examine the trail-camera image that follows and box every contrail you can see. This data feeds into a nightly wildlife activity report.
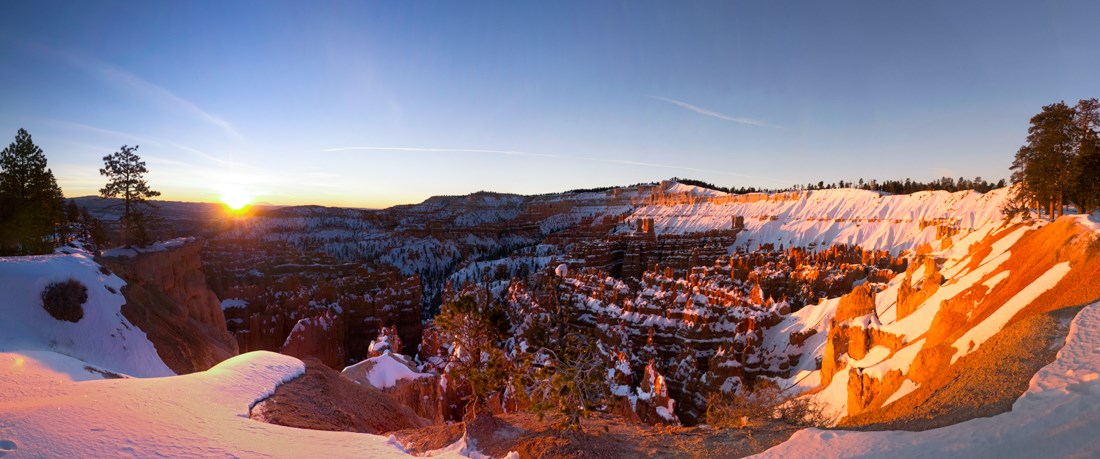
[650,95,780,128]
[322,146,557,158]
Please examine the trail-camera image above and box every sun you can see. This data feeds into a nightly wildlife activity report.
[220,191,253,211]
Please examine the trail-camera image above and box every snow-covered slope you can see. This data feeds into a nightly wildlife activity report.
[0,249,173,377]
[342,351,433,390]
[627,187,1011,254]
[0,350,494,458]
[754,299,1100,459]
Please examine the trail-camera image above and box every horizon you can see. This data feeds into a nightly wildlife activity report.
[68,175,1010,211]
[2,1,1099,208]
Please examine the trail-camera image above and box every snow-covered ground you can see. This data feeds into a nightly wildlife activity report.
[628,187,1011,254]
[0,350,497,457]
[342,351,434,390]
[754,300,1100,458]
[0,249,494,458]
[0,249,173,377]
[100,237,195,258]
[0,351,399,457]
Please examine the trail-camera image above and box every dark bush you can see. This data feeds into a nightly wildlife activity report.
[42,279,88,322]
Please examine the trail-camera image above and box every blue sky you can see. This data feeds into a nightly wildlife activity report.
[1,1,1097,208]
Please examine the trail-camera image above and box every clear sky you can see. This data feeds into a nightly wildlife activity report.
[1,1,1098,208]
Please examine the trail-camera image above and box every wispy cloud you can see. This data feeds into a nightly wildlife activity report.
[32,44,243,140]
[650,96,780,128]
[322,146,556,158]
[31,117,242,167]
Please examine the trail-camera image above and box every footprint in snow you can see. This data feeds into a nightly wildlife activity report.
[0,439,17,457]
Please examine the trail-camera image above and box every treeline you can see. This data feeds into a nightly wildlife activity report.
[670,176,1006,195]
[0,129,69,255]
[0,128,161,255]
[1009,98,1100,218]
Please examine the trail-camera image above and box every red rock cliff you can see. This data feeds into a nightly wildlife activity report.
[99,239,239,373]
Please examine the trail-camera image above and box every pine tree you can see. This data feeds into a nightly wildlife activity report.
[1011,102,1077,219]
[0,128,64,255]
[99,145,160,246]
[434,294,512,420]
[1071,98,1100,213]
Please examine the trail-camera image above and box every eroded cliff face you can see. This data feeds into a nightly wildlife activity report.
[98,239,238,374]
[812,215,1100,424]
[205,239,423,368]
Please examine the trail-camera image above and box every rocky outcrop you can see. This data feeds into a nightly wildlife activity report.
[896,257,943,320]
[607,361,681,426]
[341,352,445,424]
[846,367,906,416]
[821,324,905,389]
[99,239,238,374]
[280,310,346,369]
[834,284,878,324]
[252,357,430,434]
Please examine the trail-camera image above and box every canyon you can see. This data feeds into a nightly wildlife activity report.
[4,180,1099,458]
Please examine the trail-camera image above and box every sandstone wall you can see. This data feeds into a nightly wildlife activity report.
[99,239,238,374]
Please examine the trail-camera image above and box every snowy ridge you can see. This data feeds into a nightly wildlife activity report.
[0,249,173,377]
[754,300,1100,459]
[627,187,1012,254]
[0,350,487,458]
[100,237,195,258]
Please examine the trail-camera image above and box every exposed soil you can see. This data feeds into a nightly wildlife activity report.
[393,412,800,458]
[250,357,430,434]
[840,304,1084,431]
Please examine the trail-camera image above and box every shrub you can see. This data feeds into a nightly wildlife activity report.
[42,279,88,322]
[705,380,831,429]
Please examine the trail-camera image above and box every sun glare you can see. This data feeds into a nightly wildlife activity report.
[220,191,253,211]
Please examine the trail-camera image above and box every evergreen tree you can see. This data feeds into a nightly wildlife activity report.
[434,294,512,420]
[1071,98,1100,213]
[99,145,160,246]
[1011,102,1077,219]
[0,128,64,254]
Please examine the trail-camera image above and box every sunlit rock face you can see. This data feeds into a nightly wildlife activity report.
[98,239,238,374]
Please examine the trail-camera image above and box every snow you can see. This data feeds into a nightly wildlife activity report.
[342,351,433,390]
[848,346,892,368]
[425,435,519,459]
[220,298,248,310]
[883,379,920,407]
[555,263,569,277]
[0,250,173,377]
[864,338,924,380]
[100,237,195,258]
[879,224,1029,340]
[664,182,726,197]
[629,188,1011,255]
[950,261,1072,364]
[813,366,850,425]
[0,350,494,457]
[982,270,1010,291]
[754,300,1100,459]
[656,405,677,421]
[1069,212,1100,233]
